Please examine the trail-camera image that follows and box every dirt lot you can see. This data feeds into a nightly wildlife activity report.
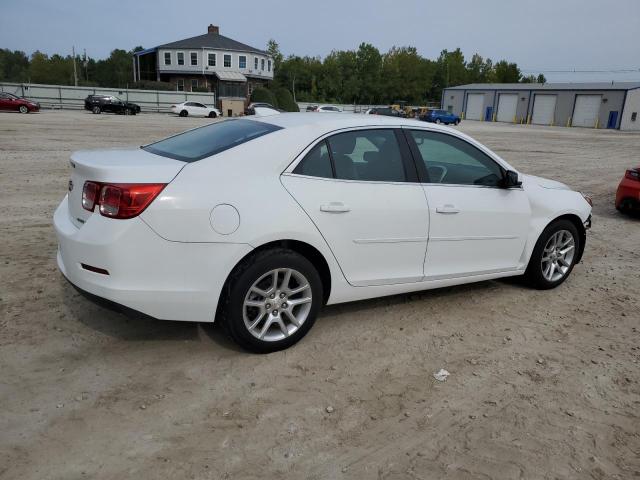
[1,110,639,479]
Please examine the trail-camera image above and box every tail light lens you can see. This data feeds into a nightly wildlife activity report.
[82,181,166,219]
[625,168,639,181]
[82,181,101,211]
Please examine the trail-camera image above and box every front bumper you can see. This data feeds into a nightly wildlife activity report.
[54,195,252,322]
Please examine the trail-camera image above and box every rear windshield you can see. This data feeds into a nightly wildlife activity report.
[142,119,282,162]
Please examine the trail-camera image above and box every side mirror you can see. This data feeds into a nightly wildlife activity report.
[503,170,522,188]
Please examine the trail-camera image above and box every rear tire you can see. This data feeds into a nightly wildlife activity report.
[179,110,188,117]
[525,219,580,290]
[435,119,442,124]
[92,106,101,114]
[220,248,323,353]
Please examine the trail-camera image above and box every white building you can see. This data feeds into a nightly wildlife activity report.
[134,24,273,115]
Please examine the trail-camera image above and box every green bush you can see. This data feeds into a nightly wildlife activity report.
[131,80,173,91]
[274,87,299,112]
[250,87,277,107]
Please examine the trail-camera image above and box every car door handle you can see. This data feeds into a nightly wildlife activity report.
[436,204,460,214]
[320,202,350,213]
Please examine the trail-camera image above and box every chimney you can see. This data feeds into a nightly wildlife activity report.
[208,24,219,35]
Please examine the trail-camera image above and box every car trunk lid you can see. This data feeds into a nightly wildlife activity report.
[67,148,186,227]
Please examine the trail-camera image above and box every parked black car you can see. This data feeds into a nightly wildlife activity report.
[84,95,141,115]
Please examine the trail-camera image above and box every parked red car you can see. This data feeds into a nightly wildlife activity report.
[616,167,640,213]
[0,92,40,113]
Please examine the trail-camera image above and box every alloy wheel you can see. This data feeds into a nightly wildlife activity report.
[541,229,575,282]
[243,268,312,342]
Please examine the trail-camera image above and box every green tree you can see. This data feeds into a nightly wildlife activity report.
[537,73,547,84]
[431,48,467,99]
[266,39,283,72]
[250,86,277,106]
[466,53,494,83]
[0,49,29,82]
[356,43,382,104]
[494,60,521,83]
[273,86,298,111]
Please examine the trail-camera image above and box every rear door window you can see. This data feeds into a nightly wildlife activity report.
[142,119,282,162]
[293,141,333,178]
[327,129,407,182]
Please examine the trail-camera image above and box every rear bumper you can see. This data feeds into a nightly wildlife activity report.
[54,195,252,322]
[616,182,640,210]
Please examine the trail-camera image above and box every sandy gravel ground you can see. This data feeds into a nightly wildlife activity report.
[1,110,639,479]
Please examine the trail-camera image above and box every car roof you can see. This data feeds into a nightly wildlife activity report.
[252,112,441,132]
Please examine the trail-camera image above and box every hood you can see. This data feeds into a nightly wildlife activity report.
[523,174,571,191]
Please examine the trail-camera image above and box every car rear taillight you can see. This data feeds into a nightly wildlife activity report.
[625,168,640,181]
[82,181,166,219]
[82,181,101,211]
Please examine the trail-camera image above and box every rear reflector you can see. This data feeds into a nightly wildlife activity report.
[81,263,110,275]
[82,181,166,219]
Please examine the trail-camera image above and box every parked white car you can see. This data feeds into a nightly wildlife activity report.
[314,105,342,113]
[54,114,592,352]
[170,101,221,118]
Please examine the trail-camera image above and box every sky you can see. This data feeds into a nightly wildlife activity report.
[1,0,639,83]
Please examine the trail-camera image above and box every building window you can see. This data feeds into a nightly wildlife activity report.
[224,54,231,68]
[208,53,216,67]
[239,55,246,69]
[254,57,258,70]
[164,52,171,65]
[177,52,184,66]
[268,60,271,72]
[177,79,184,91]
[190,52,198,66]
[261,59,265,71]
[191,79,198,91]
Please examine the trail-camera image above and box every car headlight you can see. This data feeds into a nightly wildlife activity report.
[580,192,593,207]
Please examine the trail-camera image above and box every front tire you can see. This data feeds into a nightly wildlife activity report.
[220,248,323,353]
[435,118,442,124]
[19,105,29,114]
[525,219,580,289]
[179,110,188,117]
[208,111,217,118]
[92,106,101,114]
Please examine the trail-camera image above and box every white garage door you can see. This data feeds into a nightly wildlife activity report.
[465,93,484,120]
[572,94,601,127]
[497,94,518,123]
[532,95,557,125]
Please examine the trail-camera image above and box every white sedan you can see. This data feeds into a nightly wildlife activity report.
[54,114,592,352]
[170,101,220,118]
[314,105,342,113]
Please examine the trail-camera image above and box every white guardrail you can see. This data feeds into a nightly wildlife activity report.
[0,82,216,113]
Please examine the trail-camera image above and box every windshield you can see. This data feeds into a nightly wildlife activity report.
[142,119,283,162]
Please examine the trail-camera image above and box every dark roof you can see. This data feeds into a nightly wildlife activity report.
[156,32,267,55]
[445,82,640,91]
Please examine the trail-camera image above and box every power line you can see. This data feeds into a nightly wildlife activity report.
[520,67,640,74]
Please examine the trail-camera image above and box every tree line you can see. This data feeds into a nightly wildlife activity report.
[267,40,545,104]
[1,41,546,103]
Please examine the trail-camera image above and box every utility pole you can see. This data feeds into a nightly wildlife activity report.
[72,46,78,86]
[83,48,88,82]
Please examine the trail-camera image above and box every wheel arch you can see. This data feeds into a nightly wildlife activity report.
[547,213,587,263]
[216,239,332,320]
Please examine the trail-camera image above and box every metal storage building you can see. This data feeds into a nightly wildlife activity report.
[441,82,640,130]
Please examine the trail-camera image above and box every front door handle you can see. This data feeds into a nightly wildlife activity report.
[320,202,350,213]
[435,204,460,214]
